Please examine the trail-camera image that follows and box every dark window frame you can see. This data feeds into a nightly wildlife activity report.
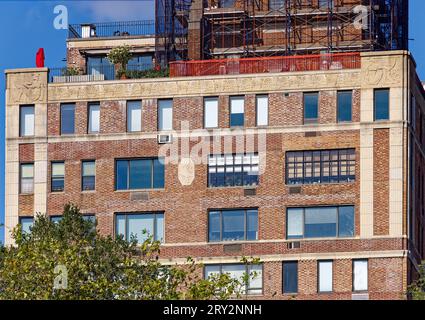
[51,161,65,193]
[282,261,298,294]
[19,216,34,233]
[317,260,334,293]
[19,105,35,137]
[255,94,269,127]
[87,102,100,134]
[352,259,369,293]
[81,160,96,191]
[337,90,353,123]
[114,212,165,243]
[229,95,245,127]
[303,92,319,124]
[204,96,219,129]
[19,162,34,195]
[374,88,390,121]
[60,103,76,135]
[157,98,173,131]
[126,100,142,133]
[208,208,259,242]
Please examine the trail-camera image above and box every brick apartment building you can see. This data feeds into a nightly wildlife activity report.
[4,0,425,299]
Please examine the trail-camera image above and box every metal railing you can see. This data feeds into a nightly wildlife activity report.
[169,53,361,77]
[68,20,155,39]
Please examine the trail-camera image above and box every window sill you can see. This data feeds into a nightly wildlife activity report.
[81,190,96,194]
[208,186,258,190]
[19,193,34,196]
[286,236,358,242]
[114,188,165,193]
[208,240,258,245]
[286,181,356,187]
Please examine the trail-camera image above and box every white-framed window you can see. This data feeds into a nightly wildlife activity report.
[204,97,219,128]
[88,103,100,133]
[353,260,368,292]
[318,261,333,293]
[20,163,34,194]
[256,95,268,126]
[230,96,245,127]
[158,99,173,131]
[127,101,142,132]
[20,105,35,137]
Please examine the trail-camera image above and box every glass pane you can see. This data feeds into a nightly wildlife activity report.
[256,95,268,126]
[20,218,34,234]
[21,164,34,178]
[51,178,64,192]
[20,106,34,136]
[204,97,218,128]
[246,210,258,240]
[129,159,151,189]
[21,177,34,194]
[82,176,95,191]
[287,208,303,239]
[230,97,244,127]
[155,214,164,242]
[209,211,221,241]
[319,261,333,292]
[115,215,126,239]
[353,260,368,291]
[248,264,263,293]
[205,265,221,279]
[222,264,245,283]
[127,101,142,132]
[304,207,337,238]
[153,158,165,188]
[127,214,154,243]
[338,206,355,237]
[52,162,64,176]
[304,93,318,121]
[51,216,62,224]
[375,89,389,121]
[82,161,95,176]
[116,160,128,190]
[283,262,298,293]
[61,104,75,134]
[88,104,100,133]
[158,99,173,131]
[222,210,245,241]
[337,91,352,122]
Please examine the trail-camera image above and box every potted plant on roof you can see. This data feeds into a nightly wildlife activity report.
[107,45,132,80]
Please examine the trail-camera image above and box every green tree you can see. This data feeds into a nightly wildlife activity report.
[0,204,259,300]
[407,262,425,300]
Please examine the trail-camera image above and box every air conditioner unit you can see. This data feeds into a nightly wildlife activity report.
[158,134,173,144]
[287,242,301,250]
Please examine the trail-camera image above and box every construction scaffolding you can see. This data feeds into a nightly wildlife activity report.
[155,0,408,62]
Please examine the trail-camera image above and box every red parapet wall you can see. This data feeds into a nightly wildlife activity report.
[169,53,361,77]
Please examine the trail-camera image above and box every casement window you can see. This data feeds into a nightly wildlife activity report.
[204,97,219,128]
[337,91,353,122]
[256,95,268,126]
[51,162,65,192]
[60,103,75,135]
[115,212,164,243]
[20,217,34,234]
[88,103,100,133]
[318,261,333,293]
[127,100,142,132]
[230,96,245,127]
[282,261,298,294]
[158,99,173,131]
[20,163,34,194]
[286,206,355,239]
[115,158,165,190]
[208,153,259,188]
[208,209,258,242]
[353,260,368,292]
[205,264,263,295]
[82,161,96,191]
[20,105,34,137]
[304,92,319,124]
[374,89,390,121]
[286,149,355,185]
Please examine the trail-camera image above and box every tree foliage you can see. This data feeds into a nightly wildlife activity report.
[407,262,425,300]
[0,204,259,300]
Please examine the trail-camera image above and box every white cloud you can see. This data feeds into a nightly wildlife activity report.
[72,0,155,21]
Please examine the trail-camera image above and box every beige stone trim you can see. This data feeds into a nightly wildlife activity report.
[389,127,404,236]
[4,144,19,245]
[360,128,374,238]
[33,143,48,215]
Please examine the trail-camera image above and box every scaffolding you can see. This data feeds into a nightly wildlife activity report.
[155,0,408,62]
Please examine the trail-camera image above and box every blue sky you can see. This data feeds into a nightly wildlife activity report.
[0,1,423,243]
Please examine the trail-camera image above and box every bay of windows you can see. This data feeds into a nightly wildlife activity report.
[115,212,164,243]
[115,158,165,190]
[208,209,258,242]
[286,206,355,239]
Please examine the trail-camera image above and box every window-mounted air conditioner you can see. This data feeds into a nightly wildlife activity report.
[158,134,173,144]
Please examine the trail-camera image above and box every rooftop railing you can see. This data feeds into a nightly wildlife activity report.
[68,20,156,39]
[169,53,361,77]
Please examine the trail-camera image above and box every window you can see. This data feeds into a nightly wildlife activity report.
[20,163,34,194]
[208,153,259,188]
[115,213,164,243]
[51,215,96,224]
[61,103,75,135]
[286,206,355,239]
[208,209,258,242]
[20,217,34,234]
[205,264,263,295]
[282,261,298,294]
[204,97,219,128]
[51,162,65,192]
[88,103,100,133]
[269,0,285,10]
[82,161,96,191]
[286,149,355,185]
[230,96,245,127]
[256,95,268,126]
[127,101,142,132]
[374,89,390,121]
[115,158,165,190]
[20,105,34,137]
[304,92,318,124]
[318,261,333,293]
[337,91,352,122]
[158,99,173,131]
[353,260,368,292]
[87,56,114,80]
[218,0,235,8]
